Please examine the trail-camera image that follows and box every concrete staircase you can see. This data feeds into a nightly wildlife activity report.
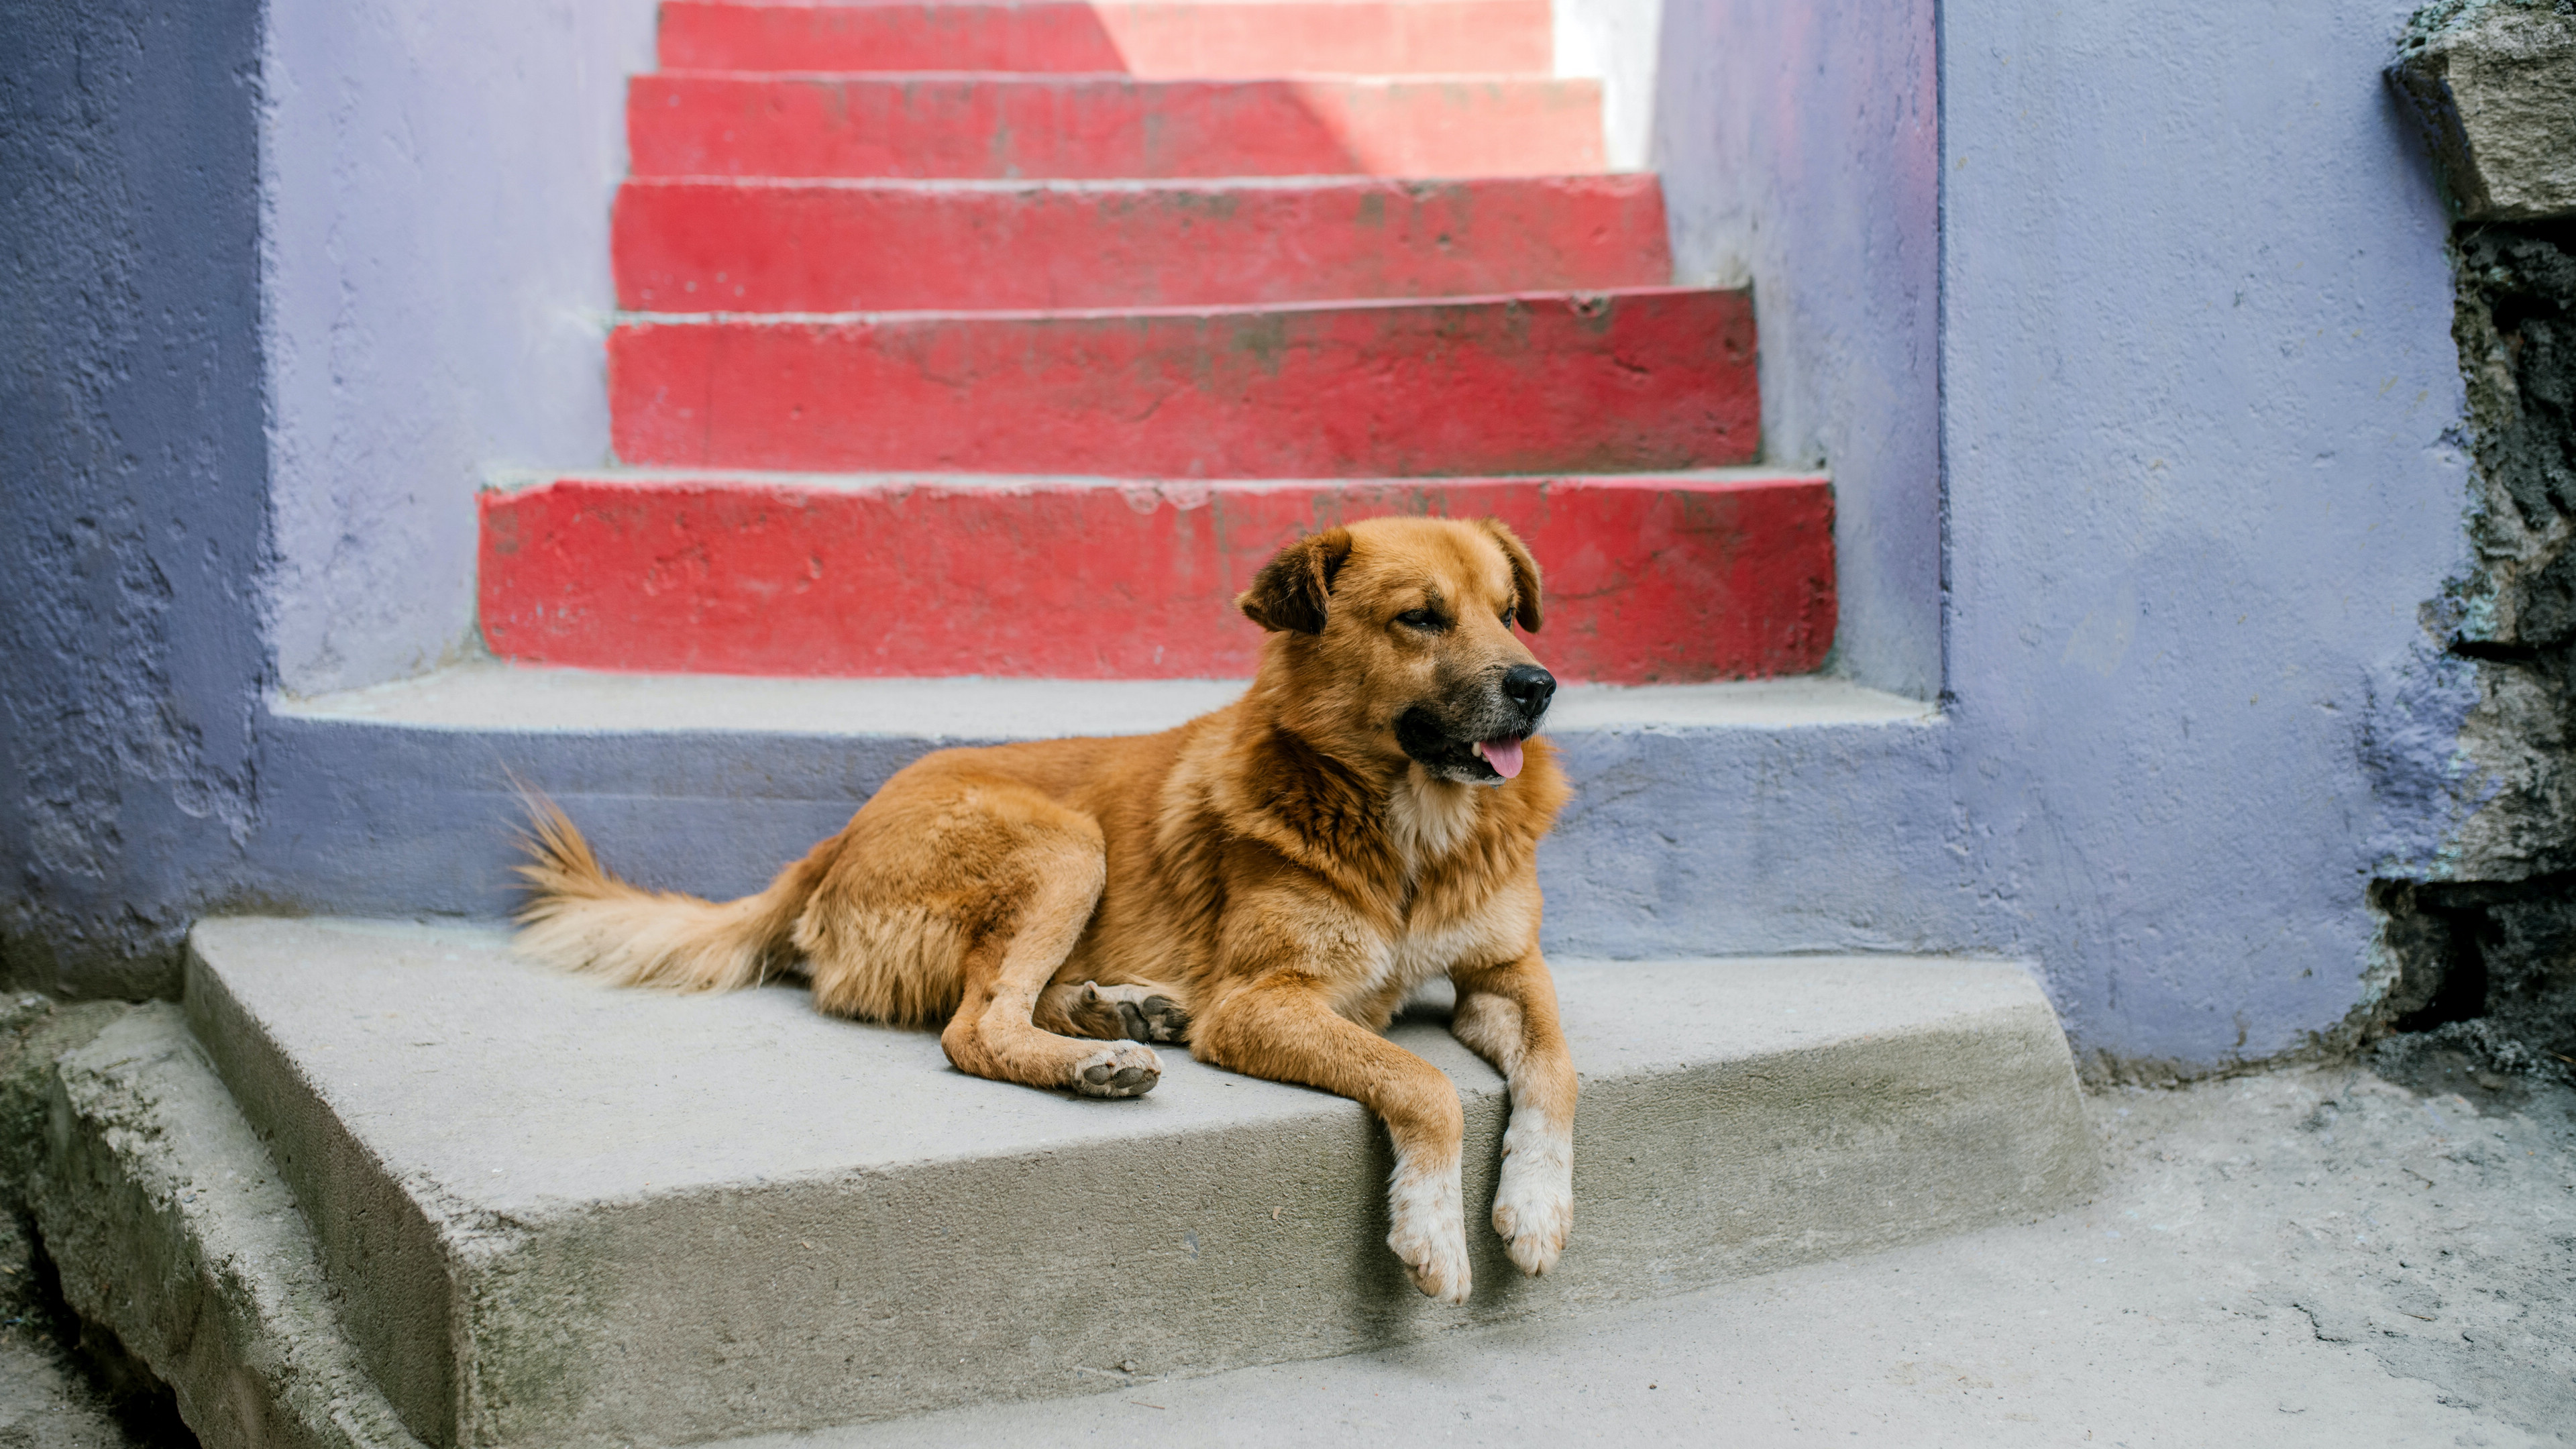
[250,0,1943,950]
[43,922,2091,1449]
[40,4,2094,1446]
[476,0,1829,683]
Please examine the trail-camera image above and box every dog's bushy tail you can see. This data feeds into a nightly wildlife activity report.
[513,795,814,993]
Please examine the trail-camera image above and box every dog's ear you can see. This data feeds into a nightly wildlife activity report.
[1480,518,1543,633]
[1237,527,1354,634]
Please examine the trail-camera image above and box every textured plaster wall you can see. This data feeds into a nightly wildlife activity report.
[0,0,658,992]
[262,0,656,696]
[0,0,272,996]
[1935,0,2476,1067]
[1648,0,1944,700]
[0,0,2506,1073]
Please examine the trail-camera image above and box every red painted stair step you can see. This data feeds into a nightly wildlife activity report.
[614,174,1672,312]
[608,287,1759,478]
[538,2,1825,686]
[658,0,1556,78]
[628,72,1605,180]
[479,472,1835,682]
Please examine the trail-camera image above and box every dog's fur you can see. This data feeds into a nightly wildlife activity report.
[514,516,1576,1301]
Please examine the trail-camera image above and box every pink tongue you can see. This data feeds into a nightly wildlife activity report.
[1478,737,1525,780]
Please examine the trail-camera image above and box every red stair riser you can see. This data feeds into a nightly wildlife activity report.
[627,74,1605,180]
[614,176,1673,313]
[480,476,1835,683]
[608,289,1759,478]
[658,1,1555,77]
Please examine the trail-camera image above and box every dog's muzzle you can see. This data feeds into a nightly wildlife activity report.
[1399,664,1556,783]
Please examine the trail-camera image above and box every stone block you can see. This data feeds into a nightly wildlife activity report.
[29,1006,424,1449]
[2392,2,2576,221]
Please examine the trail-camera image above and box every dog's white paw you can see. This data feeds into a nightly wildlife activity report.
[1071,1042,1161,1098]
[1491,1114,1572,1275]
[1387,1151,1470,1304]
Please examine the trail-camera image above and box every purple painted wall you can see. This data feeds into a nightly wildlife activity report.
[263,0,657,696]
[1931,0,2472,1063]
[0,0,271,995]
[0,0,2503,1075]
[1653,0,1943,701]
[1619,0,2474,1065]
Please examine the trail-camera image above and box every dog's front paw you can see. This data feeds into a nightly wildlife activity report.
[1491,1116,1572,1275]
[1387,1155,1470,1304]
[1070,1042,1161,1098]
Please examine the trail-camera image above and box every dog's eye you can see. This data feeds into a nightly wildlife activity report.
[1395,608,1446,631]
[1499,606,1515,629]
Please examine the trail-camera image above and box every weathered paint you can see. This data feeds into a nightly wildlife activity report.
[608,289,1760,478]
[478,473,1835,682]
[659,0,1556,77]
[614,175,1672,313]
[628,73,1607,180]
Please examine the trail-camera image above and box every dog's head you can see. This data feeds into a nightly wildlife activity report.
[1237,517,1554,786]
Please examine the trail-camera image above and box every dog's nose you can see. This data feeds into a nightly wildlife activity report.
[1502,664,1556,718]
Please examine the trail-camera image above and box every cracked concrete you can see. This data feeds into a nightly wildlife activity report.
[0,1330,146,1449]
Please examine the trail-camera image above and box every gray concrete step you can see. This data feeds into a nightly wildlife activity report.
[178,916,2092,1448]
[256,665,1956,961]
[33,1004,425,1449]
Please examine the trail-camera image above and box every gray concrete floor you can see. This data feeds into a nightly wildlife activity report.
[7,1050,2571,1448]
[0,1326,154,1449]
[774,1050,2576,1448]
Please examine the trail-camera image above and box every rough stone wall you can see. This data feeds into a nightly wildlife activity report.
[2367,1,2576,1070]
[2390,0,2576,221]
[0,1,272,999]
[2373,218,2576,1069]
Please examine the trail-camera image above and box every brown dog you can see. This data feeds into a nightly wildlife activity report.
[514,516,1576,1302]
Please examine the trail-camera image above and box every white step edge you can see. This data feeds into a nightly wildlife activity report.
[274,661,1937,741]
[615,173,1664,197]
[476,462,1829,496]
[609,280,1718,329]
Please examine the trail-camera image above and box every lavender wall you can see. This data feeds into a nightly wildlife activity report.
[0,0,657,990]
[0,0,272,996]
[1932,0,2473,1064]
[0,0,2503,1071]
[1625,0,2475,1065]
[262,0,657,696]
[1652,0,1944,701]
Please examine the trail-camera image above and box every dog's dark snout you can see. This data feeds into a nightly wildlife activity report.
[1502,664,1556,718]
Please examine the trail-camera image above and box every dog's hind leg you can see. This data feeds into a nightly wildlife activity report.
[1036,980,1192,1043]
[936,830,1162,1099]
